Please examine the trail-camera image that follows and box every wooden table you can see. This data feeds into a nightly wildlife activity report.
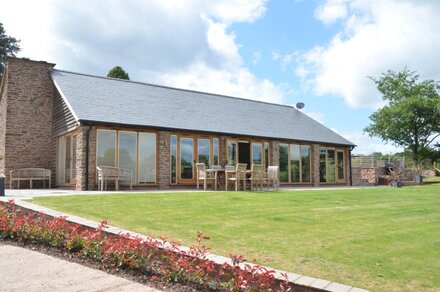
[207,168,256,191]
[206,168,226,191]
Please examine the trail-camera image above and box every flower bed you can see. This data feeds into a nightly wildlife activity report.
[0,200,291,291]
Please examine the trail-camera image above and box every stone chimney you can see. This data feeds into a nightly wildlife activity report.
[0,57,56,187]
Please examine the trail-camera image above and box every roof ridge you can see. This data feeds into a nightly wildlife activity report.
[50,68,296,110]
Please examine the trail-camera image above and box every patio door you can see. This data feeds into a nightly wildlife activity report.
[58,134,77,185]
[178,137,195,183]
[336,150,346,183]
[238,141,251,168]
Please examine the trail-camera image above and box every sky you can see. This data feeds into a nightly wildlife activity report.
[1,0,439,155]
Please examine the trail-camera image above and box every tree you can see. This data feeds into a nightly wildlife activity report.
[107,66,129,80]
[364,68,440,167]
[0,23,21,78]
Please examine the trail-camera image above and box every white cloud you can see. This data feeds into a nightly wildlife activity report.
[252,51,261,65]
[302,110,326,124]
[155,62,286,103]
[0,0,285,103]
[342,130,404,155]
[272,51,298,70]
[297,0,440,108]
[314,0,348,25]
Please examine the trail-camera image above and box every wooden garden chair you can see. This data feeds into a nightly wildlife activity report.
[225,163,247,191]
[196,163,216,191]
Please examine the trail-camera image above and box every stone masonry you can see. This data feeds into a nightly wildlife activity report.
[0,57,55,187]
[312,144,320,186]
[158,131,171,189]
[75,126,97,191]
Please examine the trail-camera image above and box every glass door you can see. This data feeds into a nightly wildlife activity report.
[179,137,195,182]
[336,150,345,182]
[327,149,336,183]
[60,134,77,185]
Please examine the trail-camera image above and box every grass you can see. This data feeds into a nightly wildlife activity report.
[30,183,440,291]
[423,176,440,183]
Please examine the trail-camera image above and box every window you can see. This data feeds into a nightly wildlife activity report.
[279,143,289,182]
[290,144,300,183]
[319,147,344,183]
[264,142,269,169]
[139,133,156,184]
[227,141,237,165]
[171,135,219,182]
[180,138,194,179]
[327,149,336,183]
[57,134,77,185]
[170,135,177,183]
[97,129,157,185]
[65,136,71,182]
[198,139,210,166]
[213,138,219,165]
[252,143,263,164]
[97,130,116,167]
[278,143,311,184]
[301,146,311,183]
[337,150,345,180]
[118,131,137,184]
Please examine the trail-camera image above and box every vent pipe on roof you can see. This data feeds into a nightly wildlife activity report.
[296,102,305,109]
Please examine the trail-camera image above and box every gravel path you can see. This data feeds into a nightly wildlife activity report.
[0,243,160,291]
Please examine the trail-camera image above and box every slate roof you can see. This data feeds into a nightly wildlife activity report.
[50,69,355,146]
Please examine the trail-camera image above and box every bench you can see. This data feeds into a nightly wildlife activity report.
[97,166,132,191]
[10,168,51,189]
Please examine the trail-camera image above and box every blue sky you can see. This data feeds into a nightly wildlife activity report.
[230,0,371,134]
[1,0,439,154]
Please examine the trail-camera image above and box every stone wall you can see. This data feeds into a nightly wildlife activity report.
[75,126,97,191]
[269,141,279,167]
[0,57,55,187]
[312,144,320,186]
[420,169,436,177]
[0,68,8,177]
[158,131,171,189]
[352,167,386,186]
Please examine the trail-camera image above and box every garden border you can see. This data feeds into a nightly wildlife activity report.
[0,197,367,292]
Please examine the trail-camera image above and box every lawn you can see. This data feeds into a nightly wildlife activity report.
[30,183,440,291]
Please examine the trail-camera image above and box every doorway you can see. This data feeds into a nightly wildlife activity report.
[57,134,77,185]
[238,141,251,168]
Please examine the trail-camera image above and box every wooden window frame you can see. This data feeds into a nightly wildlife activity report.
[96,127,158,186]
[279,143,312,184]
[319,146,346,184]
[170,133,221,184]
[57,133,78,186]
[336,149,346,182]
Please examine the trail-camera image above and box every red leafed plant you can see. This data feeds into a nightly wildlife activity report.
[0,200,291,291]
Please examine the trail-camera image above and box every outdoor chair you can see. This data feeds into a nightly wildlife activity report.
[97,166,132,191]
[196,163,217,191]
[263,166,279,190]
[248,164,264,190]
[224,164,235,171]
[226,163,247,191]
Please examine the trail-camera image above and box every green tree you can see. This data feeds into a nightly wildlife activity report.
[107,66,129,80]
[0,23,21,78]
[365,68,440,167]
